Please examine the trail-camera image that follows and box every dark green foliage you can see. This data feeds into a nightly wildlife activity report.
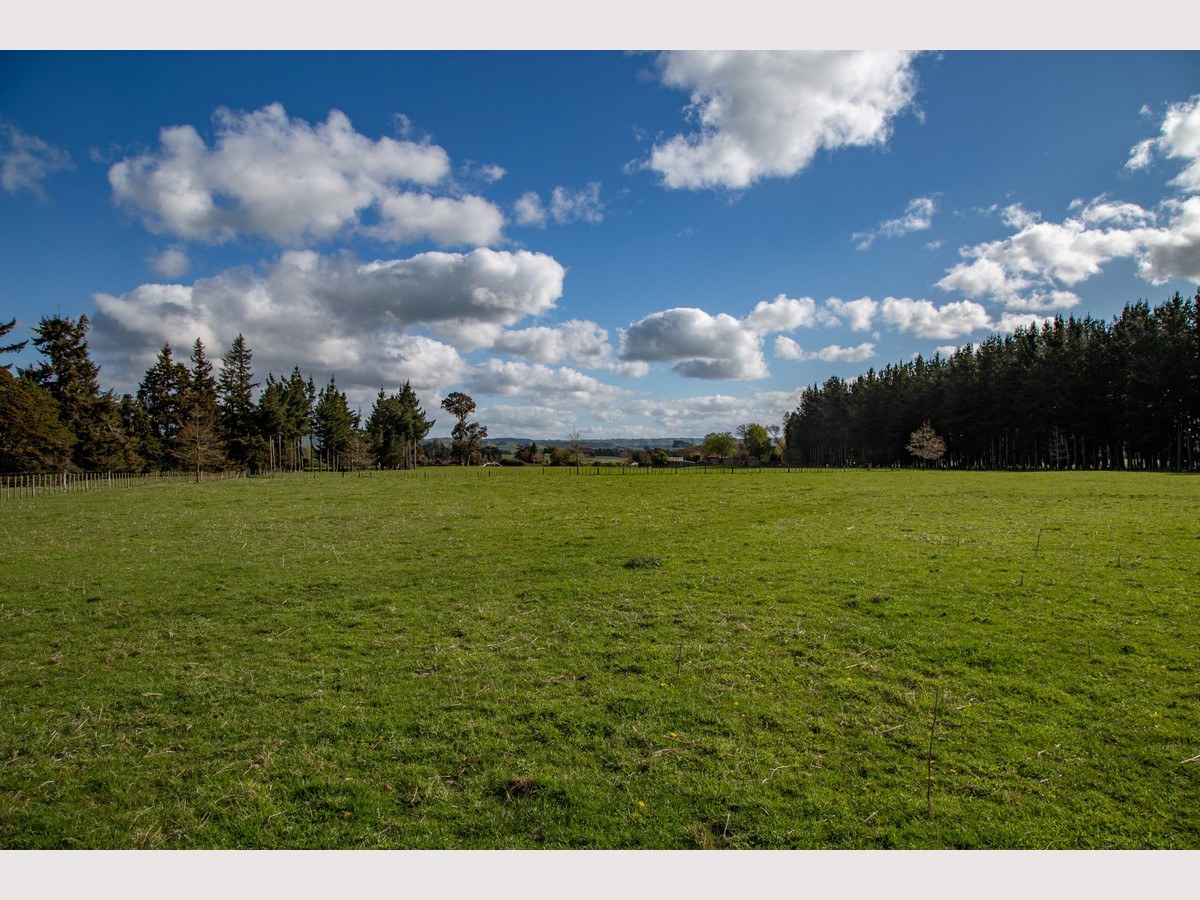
[217,334,263,471]
[136,343,190,466]
[20,314,139,471]
[514,441,540,464]
[0,368,72,471]
[186,338,220,426]
[701,431,737,458]
[364,381,434,469]
[545,443,581,466]
[738,423,772,460]
[178,339,227,475]
[441,391,487,465]
[259,367,315,471]
[312,375,358,463]
[0,318,27,367]
[171,409,227,480]
[785,291,1200,470]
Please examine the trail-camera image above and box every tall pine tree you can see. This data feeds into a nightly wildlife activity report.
[217,334,264,471]
[136,342,190,468]
[312,375,358,468]
[21,314,138,471]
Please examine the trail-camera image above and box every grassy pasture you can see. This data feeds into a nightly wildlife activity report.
[1,467,1197,849]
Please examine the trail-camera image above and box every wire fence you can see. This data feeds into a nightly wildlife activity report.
[0,469,245,501]
[0,462,821,500]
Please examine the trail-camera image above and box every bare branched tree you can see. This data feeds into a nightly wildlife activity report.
[906,421,947,467]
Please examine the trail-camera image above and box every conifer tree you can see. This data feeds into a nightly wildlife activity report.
[259,367,315,471]
[217,334,264,470]
[365,381,434,469]
[0,318,27,370]
[186,338,220,426]
[180,338,226,472]
[136,343,190,467]
[0,367,73,471]
[312,375,358,467]
[21,314,137,471]
[396,380,434,469]
[173,410,228,481]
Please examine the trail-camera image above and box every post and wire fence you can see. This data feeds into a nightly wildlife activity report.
[0,469,245,501]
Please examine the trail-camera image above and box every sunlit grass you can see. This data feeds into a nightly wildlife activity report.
[1,468,1197,847]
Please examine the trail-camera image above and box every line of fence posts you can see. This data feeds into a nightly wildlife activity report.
[0,469,245,501]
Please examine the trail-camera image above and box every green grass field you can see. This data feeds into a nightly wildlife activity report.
[1,468,1197,848]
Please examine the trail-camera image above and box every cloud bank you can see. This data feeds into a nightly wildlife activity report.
[91,248,565,399]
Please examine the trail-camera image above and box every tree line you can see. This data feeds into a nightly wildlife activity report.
[783,291,1200,471]
[0,315,487,474]
[4,289,1197,474]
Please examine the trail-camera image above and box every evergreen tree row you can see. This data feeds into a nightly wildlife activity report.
[0,316,436,474]
[783,291,1200,471]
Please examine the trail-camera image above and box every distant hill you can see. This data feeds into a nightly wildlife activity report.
[482,437,701,450]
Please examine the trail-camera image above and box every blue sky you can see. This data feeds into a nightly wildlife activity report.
[3,48,1200,439]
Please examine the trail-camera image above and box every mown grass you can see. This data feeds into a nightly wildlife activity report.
[1,467,1197,848]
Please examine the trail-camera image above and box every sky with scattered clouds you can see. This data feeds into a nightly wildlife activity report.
[3,47,1199,439]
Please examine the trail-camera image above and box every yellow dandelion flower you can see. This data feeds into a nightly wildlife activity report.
[638,801,645,807]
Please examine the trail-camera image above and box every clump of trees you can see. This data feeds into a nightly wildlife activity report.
[0,315,463,475]
[365,382,434,470]
[784,292,1200,471]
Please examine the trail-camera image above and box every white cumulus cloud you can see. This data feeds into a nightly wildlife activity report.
[108,103,503,247]
[879,296,993,340]
[90,248,563,401]
[1126,94,1200,193]
[619,307,768,380]
[743,294,816,334]
[774,337,876,363]
[645,50,920,191]
[938,99,1200,309]
[468,358,628,411]
[619,293,832,381]
[820,296,879,331]
[489,319,649,377]
[478,404,574,437]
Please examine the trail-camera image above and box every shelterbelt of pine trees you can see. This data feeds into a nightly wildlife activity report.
[0,317,435,475]
[783,291,1200,471]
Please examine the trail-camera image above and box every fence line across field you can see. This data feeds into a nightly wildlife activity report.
[0,469,248,500]
[0,464,818,500]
